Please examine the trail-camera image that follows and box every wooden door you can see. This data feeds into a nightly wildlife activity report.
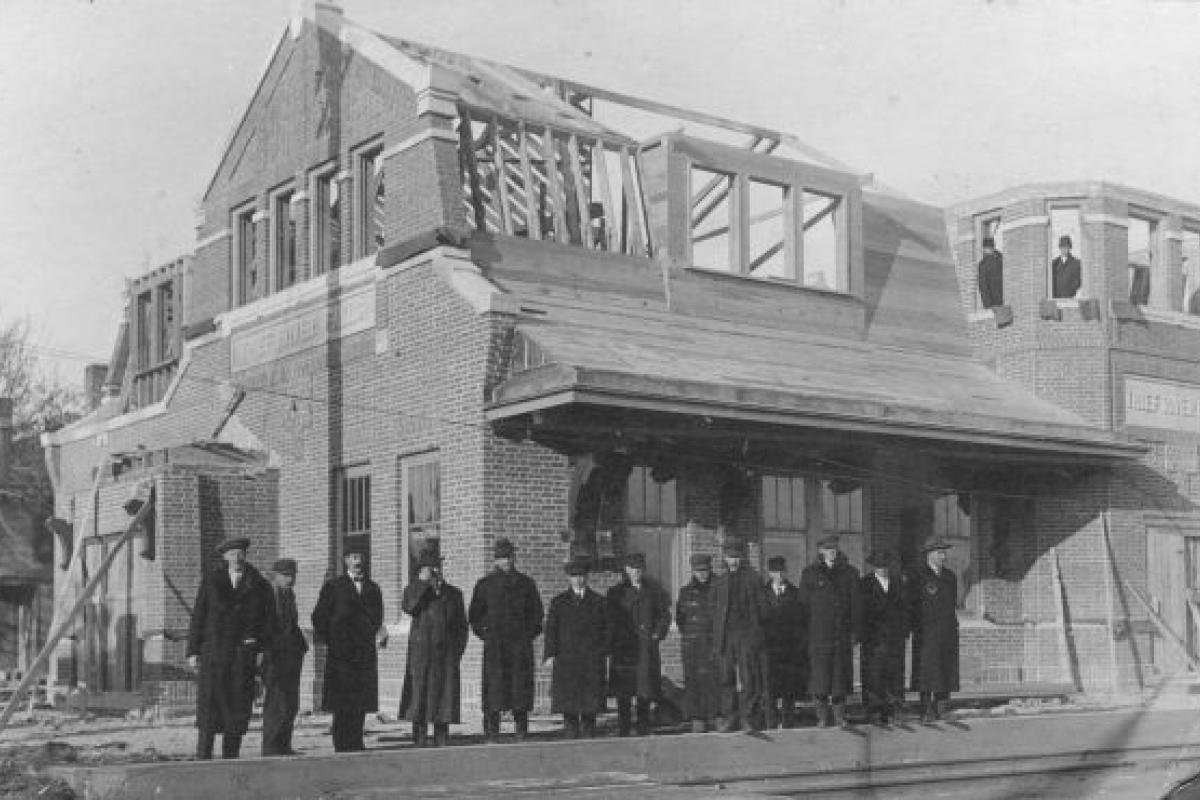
[1148,529,1189,674]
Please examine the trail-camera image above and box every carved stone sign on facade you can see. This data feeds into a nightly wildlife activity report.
[1125,376,1200,434]
[230,287,375,372]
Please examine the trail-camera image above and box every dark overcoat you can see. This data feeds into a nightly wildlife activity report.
[1052,254,1082,298]
[544,587,607,714]
[311,575,384,713]
[606,576,671,699]
[399,580,468,724]
[798,554,860,697]
[977,251,1004,309]
[712,564,768,652]
[468,568,544,713]
[910,565,960,693]
[264,585,309,685]
[858,572,908,701]
[186,563,271,735]
[764,581,807,698]
[675,577,720,720]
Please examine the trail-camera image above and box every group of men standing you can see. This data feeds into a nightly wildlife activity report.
[185,529,961,759]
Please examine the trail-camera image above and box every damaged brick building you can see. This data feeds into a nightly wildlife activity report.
[39,3,1188,716]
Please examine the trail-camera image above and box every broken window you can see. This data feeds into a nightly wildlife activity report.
[690,166,735,272]
[976,214,1004,310]
[357,146,385,257]
[801,190,842,290]
[336,464,371,573]
[274,189,298,291]
[402,456,440,584]
[234,206,258,306]
[313,170,342,275]
[1183,227,1200,315]
[1127,214,1156,307]
[1048,205,1083,299]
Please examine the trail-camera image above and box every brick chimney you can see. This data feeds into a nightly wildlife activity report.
[0,397,12,488]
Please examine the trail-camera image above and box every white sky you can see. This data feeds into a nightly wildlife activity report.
[3,0,1200,387]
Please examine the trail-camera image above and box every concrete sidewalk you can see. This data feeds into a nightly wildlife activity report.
[51,708,1200,800]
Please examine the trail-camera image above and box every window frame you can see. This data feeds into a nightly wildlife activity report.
[931,492,977,615]
[974,211,1003,312]
[1047,201,1087,300]
[400,453,441,586]
[334,463,372,573]
[232,202,258,307]
[1127,207,1161,309]
[271,183,299,293]
[311,165,343,276]
[354,141,386,259]
[1182,221,1200,316]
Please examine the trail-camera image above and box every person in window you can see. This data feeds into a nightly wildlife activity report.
[468,538,544,743]
[712,538,770,733]
[977,236,1004,309]
[261,558,308,757]
[186,537,270,760]
[909,537,960,723]
[311,550,387,752]
[1051,235,1082,299]
[1129,252,1152,306]
[798,534,860,729]
[858,549,908,727]
[543,556,607,739]
[763,556,807,729]
[399,547,467,748]
[606,552,672,736]
[676,553,720,733]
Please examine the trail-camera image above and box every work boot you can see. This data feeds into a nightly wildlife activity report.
[764,704,778,730]
[780,698,796,729]
[691,718,707,734]
[433,723,449,747]
[563,714,581,739]
[412,721,428,747]
[514,710,529,741]
[635,699,653,736]
[616,699,633,737]
[935,699,949,721]
[195,731,215,760]
[715,716,735,733]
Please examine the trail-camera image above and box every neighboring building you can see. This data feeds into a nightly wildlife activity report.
[42,4,1145,713]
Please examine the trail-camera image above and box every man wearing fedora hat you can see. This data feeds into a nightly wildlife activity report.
[1051,234,1082,300]
[977,235,1004,310]
[544,556,607,739]
[798,534,860,729]
[261,558,308,756]
[859,549,908,726]
[186,536,271,760]
[312,549,387,752]
[607,552,672,736]
[675,553,719,733]
[712,537,770,733]
[911,537,960,723]
[764,556,807,729]
[400,547,468,747]
[468,538,544,742]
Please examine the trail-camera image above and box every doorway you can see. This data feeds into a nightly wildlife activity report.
[1147,528,1194,675]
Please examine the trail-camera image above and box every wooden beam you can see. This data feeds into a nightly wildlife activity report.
[732,173,749,273]
[543,129,569,243]
[456,107,486,231]
[491,115,514,235]
[749,241,785,273]
[592,142,619,252]
[1124,579,1200,673]
[567,134,591,248]
[1050,548,1082,691]
[803,194,840,231]
[518,122,540,240]
[620,147,646,256]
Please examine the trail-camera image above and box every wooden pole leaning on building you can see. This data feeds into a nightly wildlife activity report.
[0,491,155,734]
[1049,547,1083,692]
[1123,579,1200,674]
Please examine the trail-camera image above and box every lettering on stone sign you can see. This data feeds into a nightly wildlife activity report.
[230,287,375,372]
[1125,376,1200,433]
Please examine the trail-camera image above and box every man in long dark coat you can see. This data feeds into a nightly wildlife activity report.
[312,550,387,752]
[1051,234,1082,299]
[468,538,544,743]
[911,537,960,723]
[399,548,467,747]
[859,549,908,727]
[764,556,806,729]
[712,538,770,733]
[977,235,1004,309]
[186,537,271,760]
[606,552,672,736]
[544,556,607,739]
[798,534,860,728]
[261,558,308,757]
[675,553,719,733]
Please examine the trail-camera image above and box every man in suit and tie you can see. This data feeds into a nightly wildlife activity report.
[1051,234,1082,299]
[261,558,308,756]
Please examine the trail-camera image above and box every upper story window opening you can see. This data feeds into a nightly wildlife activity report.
[626,464,677,526]
[312,168,343,276]
[336,463,371,573]
[356,145,386,258]
[1183,225,1200,315]
[273,187,299,291]
[1048,204,1084,300]
[135,291,152,370]
[975,213,1003,310]
[1127,212,1158,307]
[233,205,258,307]
[402,455,440,585]
[157,282,176,362]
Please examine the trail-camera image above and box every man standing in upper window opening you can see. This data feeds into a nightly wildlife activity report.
[859,549,908,727]
[1052,234,1082,299]
[676,553,720,733]
[544,556,607,739]
[911,537,960,724]
[468,538,544,743]
[799,534,860,729]
[261,558,308,757]
[399,547,467,748]
[312,550,387,753]
[187,537,271,760]
[607,552,672,737]
[764,556,807,729]
[977,235,1004,309]
[713,538,770,733]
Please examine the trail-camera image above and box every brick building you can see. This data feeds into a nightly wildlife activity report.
[42,3,1153,715]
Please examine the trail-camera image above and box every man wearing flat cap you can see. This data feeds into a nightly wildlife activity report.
[186,536,271,760]
[764,556,807,729]
[400,547,468,747]
[261,558,308,756]
[798,534,860,728]
[607,552,672,736]
[468,538,544,742]
[544,556,607,739]
[910,537,959,723]
[712,537,770,732]
[676,553,719,733]
[859,549,908,726]
[312,549,387,752]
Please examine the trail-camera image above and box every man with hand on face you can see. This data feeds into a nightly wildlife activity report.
[799,534,860,729]
[712,538,770,733]
[676,553,719,733]
[764,556,807,729]
[911,537,959,723]
[186,537,271,760]
[544,556,607,739]
[607,552,672,737]
[468,538,544,743]
[400,547,467,748]
[312,550,387,752]
[261,558,308,757]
